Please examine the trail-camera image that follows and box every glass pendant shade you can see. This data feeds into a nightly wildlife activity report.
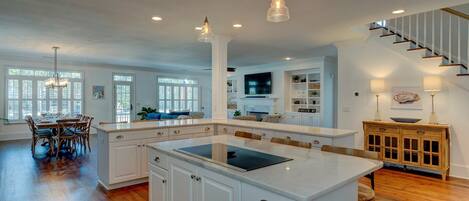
[45,47,69,89]
[267,0,290,22]
[198,17,213,42]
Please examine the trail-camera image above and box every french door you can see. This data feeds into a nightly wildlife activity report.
[113,74,134,122]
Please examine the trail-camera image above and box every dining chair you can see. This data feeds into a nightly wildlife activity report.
[25,116,54,157]
[321,145,381,201]
[76,116,94,153]
[270,137,312,149]
[55,121,84,158]
[234,131,262,140]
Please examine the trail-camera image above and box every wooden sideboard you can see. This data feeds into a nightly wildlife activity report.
[363,121,450,180]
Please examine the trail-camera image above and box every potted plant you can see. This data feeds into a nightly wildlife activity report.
[137,107,158,120]
[233,110,241,117]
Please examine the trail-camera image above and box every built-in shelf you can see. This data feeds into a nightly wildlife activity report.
[288,70,321,113]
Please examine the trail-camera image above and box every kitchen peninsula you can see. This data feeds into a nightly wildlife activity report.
[94,119,358,190]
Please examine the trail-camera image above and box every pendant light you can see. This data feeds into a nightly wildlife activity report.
[267,0,290,22]
[198,16,213,42]
[45,47,69,88]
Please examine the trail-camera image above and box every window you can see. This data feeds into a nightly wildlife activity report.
[157,77,200,113]
[5,68,83,121]
[113,74,134,122]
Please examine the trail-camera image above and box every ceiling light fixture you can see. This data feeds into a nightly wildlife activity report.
[195,26,202,31]
[284,57,292,61]
[198,16,213,43]
[45,47,68,89]
[267,0,290,23]
[392,9,405,14]
[151,16,163,21]
[233,24,243,28]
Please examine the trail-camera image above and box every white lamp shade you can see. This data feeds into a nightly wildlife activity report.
[423,76,442,92]
[370,79,385,94]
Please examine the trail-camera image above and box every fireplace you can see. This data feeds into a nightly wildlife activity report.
[246,111,269,121]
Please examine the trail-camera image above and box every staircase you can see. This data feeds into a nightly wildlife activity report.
[369,8,469,76]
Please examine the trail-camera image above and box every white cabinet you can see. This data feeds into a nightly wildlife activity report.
[241,183,294,201]
[109,140,141,183]
[281,112,320,127]
[152,155,241,201]
[150,164,168,201]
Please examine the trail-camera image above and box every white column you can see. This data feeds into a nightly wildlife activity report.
[210,35,231,120]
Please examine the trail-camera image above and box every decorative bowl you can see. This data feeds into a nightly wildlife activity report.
[390,117,421,123]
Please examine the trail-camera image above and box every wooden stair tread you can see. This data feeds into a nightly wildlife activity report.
[393,40,410,44]
[369,27,385,30]
[407,48,427,51]
[380,33,396,37]
[422,55,444,59]
[439,64,463,67]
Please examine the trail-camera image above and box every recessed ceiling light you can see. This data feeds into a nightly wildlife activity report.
[195,26,203,30]
[392,9,405,14]
[151,16,163,21]
[284,57,292,61]
[233,24,243,28]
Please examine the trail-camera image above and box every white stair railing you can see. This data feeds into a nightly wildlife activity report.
[370,8,469,75]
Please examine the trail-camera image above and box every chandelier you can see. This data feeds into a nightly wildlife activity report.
[45,47,68,88]
[198,16,213,42]
[267,0,290,22]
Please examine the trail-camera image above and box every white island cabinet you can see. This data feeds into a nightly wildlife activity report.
[94,119,357,190]
[147,135,382,201]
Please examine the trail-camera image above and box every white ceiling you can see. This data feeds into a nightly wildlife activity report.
[0,0,467,71]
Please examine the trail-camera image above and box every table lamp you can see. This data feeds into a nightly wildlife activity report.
[423,76,442,124]
[370,79,385,121]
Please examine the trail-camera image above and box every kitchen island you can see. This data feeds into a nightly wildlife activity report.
[94,119,358,190]
[147,135,382,201]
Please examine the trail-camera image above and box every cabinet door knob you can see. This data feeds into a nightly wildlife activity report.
[162,179,166,184]
[195,176,201,182]
[116,135,123,139]
[191,175,196,180]
[137,145,141,147]
[154,156,160,162]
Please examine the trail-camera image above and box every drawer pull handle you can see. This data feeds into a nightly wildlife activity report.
[157,132,164,135]
[154,156,160,162]
[116,135,123,139]
[205,127,211,131]
[162,179,166,184]
[313,140,320,144]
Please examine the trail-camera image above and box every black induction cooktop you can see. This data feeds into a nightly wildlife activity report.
[175,143,292,172]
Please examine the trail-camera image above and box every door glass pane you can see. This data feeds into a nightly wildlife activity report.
[385,148,390,158]
[411,139,418,150]
[193,87,198,100]
[423,140,430,152]
[159,86,165,99]
[174,101,179,111]
[369,135,374,145]
[187,87,192,99]
[432,155,439,166]
[165,101,171,113]
[158,101,165,112]
[115,84,131,122]
[8,79,19,99]
[22,80,33,99]
[392,137,397,147]
[187,100,193,111]
[62,86,71,99]
[49,88,58,99]
[432,141,439,153]
[375,136,381,146]
[166,86,172,101]
[7,100,19,120]
[404,138,410,149]
[404,151,410,161]
[174,87,179,99]
[412,152,419,162]
[424,153,430,164]
[193,100,198,112]
[22,100,32,118]
[392,149,398,159]
[385,136,390,146]
[180,86,185,99]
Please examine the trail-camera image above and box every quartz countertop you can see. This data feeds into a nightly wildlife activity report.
[148,135,383,201]
[93,119,356,138]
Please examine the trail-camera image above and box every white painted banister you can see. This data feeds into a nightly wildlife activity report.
[370,7,469,74]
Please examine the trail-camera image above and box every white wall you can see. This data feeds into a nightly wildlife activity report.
[0,56,211,140]
[336,36,469,179]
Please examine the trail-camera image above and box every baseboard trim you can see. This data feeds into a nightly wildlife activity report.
[98,178,148,190]
[450,163,469,180]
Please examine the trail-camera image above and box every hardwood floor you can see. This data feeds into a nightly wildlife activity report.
[1,136,469,201]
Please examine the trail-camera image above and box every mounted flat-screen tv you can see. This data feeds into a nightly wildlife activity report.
[244,72,272,95]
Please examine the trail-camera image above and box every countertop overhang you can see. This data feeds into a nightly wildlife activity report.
[148,135,383,201]
[93,119,357,138]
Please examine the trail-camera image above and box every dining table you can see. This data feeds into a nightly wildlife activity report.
[35,117,83,129]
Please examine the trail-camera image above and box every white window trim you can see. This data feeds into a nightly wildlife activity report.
[156,76,201,113]
[4,67,84,122]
